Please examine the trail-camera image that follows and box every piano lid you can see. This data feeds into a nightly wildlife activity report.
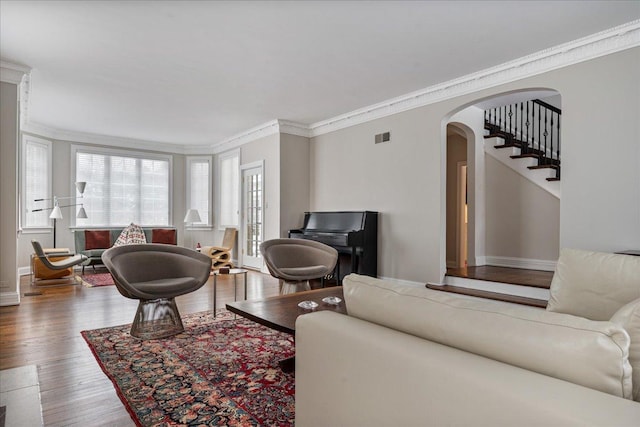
[303,211,366,232]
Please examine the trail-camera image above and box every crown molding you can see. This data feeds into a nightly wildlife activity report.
[16,21,640,153]
[0,60,30,84]
[22,121,189,155]
[306,20,640,137]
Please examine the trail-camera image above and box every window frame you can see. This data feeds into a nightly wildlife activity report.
[185,155,213,230]
[70,145,173,228]
[20,134,53,233]
[216,148,240,230]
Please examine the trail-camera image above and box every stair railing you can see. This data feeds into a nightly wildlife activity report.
[485,99,562,179]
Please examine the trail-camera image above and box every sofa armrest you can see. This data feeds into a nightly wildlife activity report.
[295,311,640,427]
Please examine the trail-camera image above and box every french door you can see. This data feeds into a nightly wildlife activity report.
[241,163,263,269]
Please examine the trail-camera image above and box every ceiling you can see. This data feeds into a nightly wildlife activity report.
[1,1,639,147]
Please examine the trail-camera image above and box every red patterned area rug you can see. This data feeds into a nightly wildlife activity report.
[80,272,115,287]
[82,310,295,426]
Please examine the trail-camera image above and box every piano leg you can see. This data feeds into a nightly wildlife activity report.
[351,247,358,276]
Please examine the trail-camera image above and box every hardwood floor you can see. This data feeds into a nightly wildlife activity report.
[0,270,281,426]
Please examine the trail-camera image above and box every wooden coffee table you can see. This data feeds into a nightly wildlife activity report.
[226,286,346,371]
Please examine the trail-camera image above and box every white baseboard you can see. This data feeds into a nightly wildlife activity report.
[483,256,556,272]
[18,266,30,276]
[0,291,20,306]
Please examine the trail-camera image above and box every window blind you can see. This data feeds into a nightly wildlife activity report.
[23,137,51,228]
[75,151,170,226]
[219,152,239,227]
[187,158,211,226]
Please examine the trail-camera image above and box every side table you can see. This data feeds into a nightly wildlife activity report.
[213,268,248,317]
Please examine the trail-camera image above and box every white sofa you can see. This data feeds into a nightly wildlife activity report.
[295,249,640,426]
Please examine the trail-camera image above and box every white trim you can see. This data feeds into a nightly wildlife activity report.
[10,22,640,154]
[0,60,30,84]
[444,275,550,300]
[239,160,265,270]
[18,266,30,276]
[483,256,557,272]
[24,122,191,154]
[0,291,20,306]
[306,20,640,138]
[212,120,281,154]
[185,156,213,227]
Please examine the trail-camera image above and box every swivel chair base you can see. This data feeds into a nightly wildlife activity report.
[131,298,185,340]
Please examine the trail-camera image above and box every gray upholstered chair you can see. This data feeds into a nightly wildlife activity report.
[31,240,90,282]
[260,238,338,294]
[102,244,212,339]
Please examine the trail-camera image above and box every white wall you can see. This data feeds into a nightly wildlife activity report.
[310,48,640,284]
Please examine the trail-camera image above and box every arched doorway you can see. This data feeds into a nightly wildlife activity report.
[441,89,562,280]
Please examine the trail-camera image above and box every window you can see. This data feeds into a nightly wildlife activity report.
[217,149,239,228]
[186,156,212,227]
[21,135,52,230]
[73,146,172,227]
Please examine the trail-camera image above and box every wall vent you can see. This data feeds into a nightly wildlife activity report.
[375,131,391,144]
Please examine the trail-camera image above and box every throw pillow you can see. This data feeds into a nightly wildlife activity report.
[152,228,176,245]
[85,230,110,250]
[546,248,640,320]
[611,298,640,402]
[112,223,147,247]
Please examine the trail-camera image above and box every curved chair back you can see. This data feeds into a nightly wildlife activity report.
[31,239,88,270]
[260,238,338,282]
[102,244,212,300]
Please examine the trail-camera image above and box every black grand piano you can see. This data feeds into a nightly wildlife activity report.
[289,211,378,282]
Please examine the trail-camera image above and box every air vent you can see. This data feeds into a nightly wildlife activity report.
[374,131,391,144]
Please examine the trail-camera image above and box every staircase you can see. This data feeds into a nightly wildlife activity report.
[484,99,562,194]
[427,266,552,308]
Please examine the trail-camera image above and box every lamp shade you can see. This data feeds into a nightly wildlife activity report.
[76,206,88,219]
[49,205,63,219]
[75,181,87,195]
[184,209,201,223]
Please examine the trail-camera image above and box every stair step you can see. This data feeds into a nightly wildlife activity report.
[510,154,539,159]
[446,266,552,289]
[426,284,548,308]
[528,164,559,170]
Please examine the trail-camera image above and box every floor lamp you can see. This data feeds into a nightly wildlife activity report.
[32,182,88,248]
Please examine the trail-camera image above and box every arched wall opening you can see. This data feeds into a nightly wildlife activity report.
[441,88,562,280]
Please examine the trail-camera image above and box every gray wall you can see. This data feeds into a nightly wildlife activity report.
[310,48,640,284]
[280,133,310,237]
[0,82,19,304]
[485,155,560,260]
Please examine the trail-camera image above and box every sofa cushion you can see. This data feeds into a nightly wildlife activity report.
[152,228,176,245]
[81,249,106,258]
[611,297,640,402]
[343,274,632,399]
[85,230,111,250]
[547,248,640,320]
